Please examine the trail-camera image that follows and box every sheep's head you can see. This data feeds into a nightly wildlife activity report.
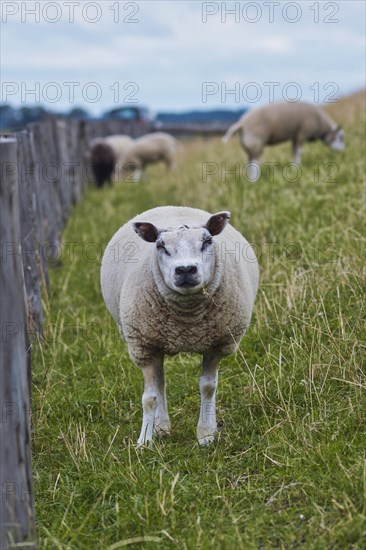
[325,126,345,151]
[133,211,230,295]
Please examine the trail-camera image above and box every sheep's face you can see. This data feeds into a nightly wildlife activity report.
[155,227,215,294]
[325,127,345,151]
[133,211,230,295]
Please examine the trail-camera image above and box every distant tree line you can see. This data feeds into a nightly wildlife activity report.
[1,104,248,131]
[0,104,91,131]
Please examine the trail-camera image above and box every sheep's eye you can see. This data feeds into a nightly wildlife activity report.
[202,237,212,250]
[157,244,170,256]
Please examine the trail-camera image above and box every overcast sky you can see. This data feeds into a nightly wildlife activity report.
[1,1,365,114]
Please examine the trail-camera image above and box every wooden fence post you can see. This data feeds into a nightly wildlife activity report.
[0,117,145,548]
[31,120,63,261]
[0,137,36,549]
[17,129,45,335]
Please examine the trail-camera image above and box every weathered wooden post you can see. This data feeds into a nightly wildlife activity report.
[17,129,46,335]
[31,120,62,260]
[0,137,36,548]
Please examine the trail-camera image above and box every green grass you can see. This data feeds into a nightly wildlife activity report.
[33,93,366,549]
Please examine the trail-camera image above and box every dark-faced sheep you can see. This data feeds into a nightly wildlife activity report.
[87,135,134,187]
[89,140,116,188]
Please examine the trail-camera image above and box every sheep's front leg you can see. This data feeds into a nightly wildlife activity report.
[197,353,221,446]
[137,355,170,448]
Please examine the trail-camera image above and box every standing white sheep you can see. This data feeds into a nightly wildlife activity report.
[222,101,345,182]
[121,132,178,182]
[101,206,259,446]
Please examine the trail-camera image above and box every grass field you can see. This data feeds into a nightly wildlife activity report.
[33,92,365,549]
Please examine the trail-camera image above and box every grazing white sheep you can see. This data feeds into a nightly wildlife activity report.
[101,206,259,446]
[104,135,134,180]
[222,101,345,182]
[121,132,178,181]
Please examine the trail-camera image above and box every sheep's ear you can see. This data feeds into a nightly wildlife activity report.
[205,211,231,236]
[133,222,159,243]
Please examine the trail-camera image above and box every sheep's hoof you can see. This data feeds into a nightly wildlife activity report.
[154,419,171,437]
[136,437,153,449]
[198,434,216,446]
[197,424,217,446]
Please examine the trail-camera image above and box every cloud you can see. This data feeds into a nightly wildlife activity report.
[1,0,365,113]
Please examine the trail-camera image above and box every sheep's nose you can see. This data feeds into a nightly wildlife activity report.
[175,265,197,275]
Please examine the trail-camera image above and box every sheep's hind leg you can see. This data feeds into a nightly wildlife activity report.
[243,137,262,182]
[197,352,222,445]
[292,140,303,166]
[137,356,170,448]
[133,167,142,183]
[247,158,261,182]
[166,158,176,172]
